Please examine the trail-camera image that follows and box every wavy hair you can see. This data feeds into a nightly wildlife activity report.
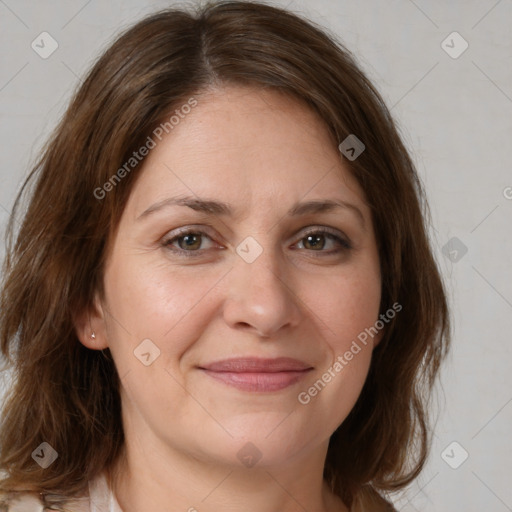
[0,1,450,509]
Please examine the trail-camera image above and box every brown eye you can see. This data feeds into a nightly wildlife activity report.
[302,234,327,250]
[163,229,217,256]
[295,229,351,254]
[176,233,203,251]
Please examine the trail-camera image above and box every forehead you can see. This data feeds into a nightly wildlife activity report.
[127,85,367,217]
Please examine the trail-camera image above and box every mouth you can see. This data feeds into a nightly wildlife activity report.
[198,357,314,392]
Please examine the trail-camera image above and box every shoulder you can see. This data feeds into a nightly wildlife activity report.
[0,469,114,511]
[0,491,45,511]
[0,484,94,512]
[0,493,91,511]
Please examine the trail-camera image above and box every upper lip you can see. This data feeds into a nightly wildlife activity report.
[199,357,313,373]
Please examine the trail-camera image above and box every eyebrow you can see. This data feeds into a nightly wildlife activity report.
[136,195,365,227]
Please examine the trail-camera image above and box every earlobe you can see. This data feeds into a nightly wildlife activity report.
[74,295,109,350]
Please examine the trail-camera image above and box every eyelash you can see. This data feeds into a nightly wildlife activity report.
[162,226,352,258]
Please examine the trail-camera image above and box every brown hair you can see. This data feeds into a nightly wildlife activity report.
[0,1,450,509]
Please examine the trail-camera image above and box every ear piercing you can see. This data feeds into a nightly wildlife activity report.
[90,332,96,340]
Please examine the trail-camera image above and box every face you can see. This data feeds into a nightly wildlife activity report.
[81,85,382,469]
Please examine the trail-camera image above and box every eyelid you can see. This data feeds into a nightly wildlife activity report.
[162,224,352,258]
[162,225,223,253]
[297,225,351,247]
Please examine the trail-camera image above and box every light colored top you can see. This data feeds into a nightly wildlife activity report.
[88,471,123,512]
[0,472,123,512]
[1,474,396,511]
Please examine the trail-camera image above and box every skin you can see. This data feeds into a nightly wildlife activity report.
[77,85,383,512]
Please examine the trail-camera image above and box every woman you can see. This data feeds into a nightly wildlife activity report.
[0,1,450,511]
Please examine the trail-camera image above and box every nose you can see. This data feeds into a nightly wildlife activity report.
[222,245,302,338]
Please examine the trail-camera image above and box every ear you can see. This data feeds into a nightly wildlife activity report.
[74,293,109,350]
[371,312,388,349]
[372,328,385,349]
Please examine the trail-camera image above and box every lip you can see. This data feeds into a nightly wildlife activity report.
[198,357,313,392]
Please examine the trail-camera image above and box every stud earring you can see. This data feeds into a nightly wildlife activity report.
[90,332,96,340]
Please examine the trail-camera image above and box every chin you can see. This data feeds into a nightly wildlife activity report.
[192,416,323,468]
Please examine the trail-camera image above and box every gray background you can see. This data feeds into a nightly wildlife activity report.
[1,1,511,510]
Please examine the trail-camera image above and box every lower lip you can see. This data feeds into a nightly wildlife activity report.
[201,369,311,392]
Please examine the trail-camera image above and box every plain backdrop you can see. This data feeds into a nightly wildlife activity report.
[0,1,511,510]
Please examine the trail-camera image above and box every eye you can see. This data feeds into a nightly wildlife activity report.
[162,226,352,258]
[163,228,218,256]
[294,228,352,254]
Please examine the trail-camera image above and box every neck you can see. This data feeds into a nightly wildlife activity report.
[109,434,348,512]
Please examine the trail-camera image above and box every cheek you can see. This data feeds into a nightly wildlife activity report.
[295,273,380,432]
[298,347,372,439]
[293,259,380,429]
[329,282,381,352]
[304,259,381,353]
[102,253,222,366]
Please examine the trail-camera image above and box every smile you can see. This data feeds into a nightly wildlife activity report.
[198,357,314,392]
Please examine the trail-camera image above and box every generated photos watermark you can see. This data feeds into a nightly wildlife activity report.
[297,302,402,405]
[93,97,198,200]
